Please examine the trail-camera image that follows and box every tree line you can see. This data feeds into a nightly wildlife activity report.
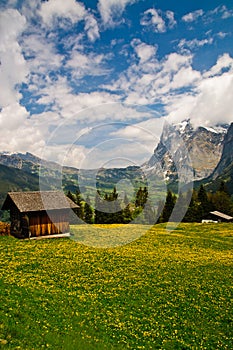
[67,181,233,224]
[67,186,155,224]
[158,181,233,223]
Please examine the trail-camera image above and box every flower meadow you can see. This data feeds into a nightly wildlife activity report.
[0,223,232,349]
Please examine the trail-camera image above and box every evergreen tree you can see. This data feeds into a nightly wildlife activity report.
[211,185,233,216]
[160,190,176,222]
[83,195,93,224]
[172,191,187,222]
[94,190,103,224]
[123,203,132,223]
[218,181,229,195]
[135,186,148,208]
[183,190,199,222]
[197,185,212,219]
[75,188,84,220]
[143,201,155,224]
[122,192,132,223]
[94,187,123,224]
[67,190,75,202]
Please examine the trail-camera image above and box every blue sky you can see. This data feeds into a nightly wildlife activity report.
[0,0,233,168]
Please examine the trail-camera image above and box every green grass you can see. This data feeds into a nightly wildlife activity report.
[0,223,232,349]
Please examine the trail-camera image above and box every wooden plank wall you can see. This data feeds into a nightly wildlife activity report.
[29,210,70,237]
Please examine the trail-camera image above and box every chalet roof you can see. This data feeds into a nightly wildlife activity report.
[210,211,233,221]
[1,191,78,213]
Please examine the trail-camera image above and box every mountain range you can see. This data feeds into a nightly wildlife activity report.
[0,120,232,210]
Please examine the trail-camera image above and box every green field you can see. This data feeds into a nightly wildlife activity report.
[0,223,232,349]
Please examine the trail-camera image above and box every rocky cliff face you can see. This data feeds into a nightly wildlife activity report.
[143,120,228,182]
[211,122,233,179]
[0,153,23,169]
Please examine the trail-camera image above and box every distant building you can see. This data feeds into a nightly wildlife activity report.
[1,191,78,238]
[209,211,233,222]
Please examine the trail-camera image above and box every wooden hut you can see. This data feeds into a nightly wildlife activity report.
[1,191,78,238]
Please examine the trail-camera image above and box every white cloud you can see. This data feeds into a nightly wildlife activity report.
[189,72,233,127]
[204,53,233,77]
[141,8,166,33]
[169,66,201,89]
[178,37,213,51]
[103,51,198,105]
[0,103,46,155]
[38,0,100,42]
[163,54,233,128]
[84,14,100,42]
[41,143,87,169]
[0,9,28,107]
[38,0,86,26]
[110,117,164,153]
[166,10,176,29]
[97,0,137,27]
[103,46,233,130]
[182,9,204,22]
[22,33,63,76]
[131,39,157,63]
[215,5,233,19]
[37,78,121,121]
[217,32,228,39]
[66,50,110,79]
[141,8,176,33]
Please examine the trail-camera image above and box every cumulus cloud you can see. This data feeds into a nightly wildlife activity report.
[103,51,199,105]
[189,73,233,127]
[38,0,100,42]
[103,47,233,129]
[0,103,46,155]
[84,14,100,42]
[178,37,214,51]
[141,8,166,33]
[66,50,110,79]
[38,0,86,26]
[22,33,63,76]
[204,53,233,77]
[131,39,157,63]
[182,9,204,22]
[141,8,176,33]
[163,54,233,127]
[166,10,177,29]
[0,9,28,107]
[110,117,164,153]
[97,0,137,27]
[209,5,233,20]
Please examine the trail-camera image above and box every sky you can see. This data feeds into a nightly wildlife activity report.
[0,0,233,168]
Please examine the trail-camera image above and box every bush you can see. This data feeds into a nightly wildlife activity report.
[0,221,10,236]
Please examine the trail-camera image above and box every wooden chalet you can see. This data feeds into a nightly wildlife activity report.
[209,211,233,222]
[1,191,78,238]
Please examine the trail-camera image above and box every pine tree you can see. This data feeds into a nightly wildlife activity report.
[94,190,103,224]
[75,188,84,220]
[123,203,132,223]
[197,185,211,219]
[135,186,148,208]
[218,181,229,195]
[211,183,233,216]
[183,190,199,222]
[67,190,75,202]
[160,190,176,222]
[83,195,93,224]
[143,201,155,224]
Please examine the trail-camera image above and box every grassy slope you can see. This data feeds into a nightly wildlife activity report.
[0,223,232,349]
